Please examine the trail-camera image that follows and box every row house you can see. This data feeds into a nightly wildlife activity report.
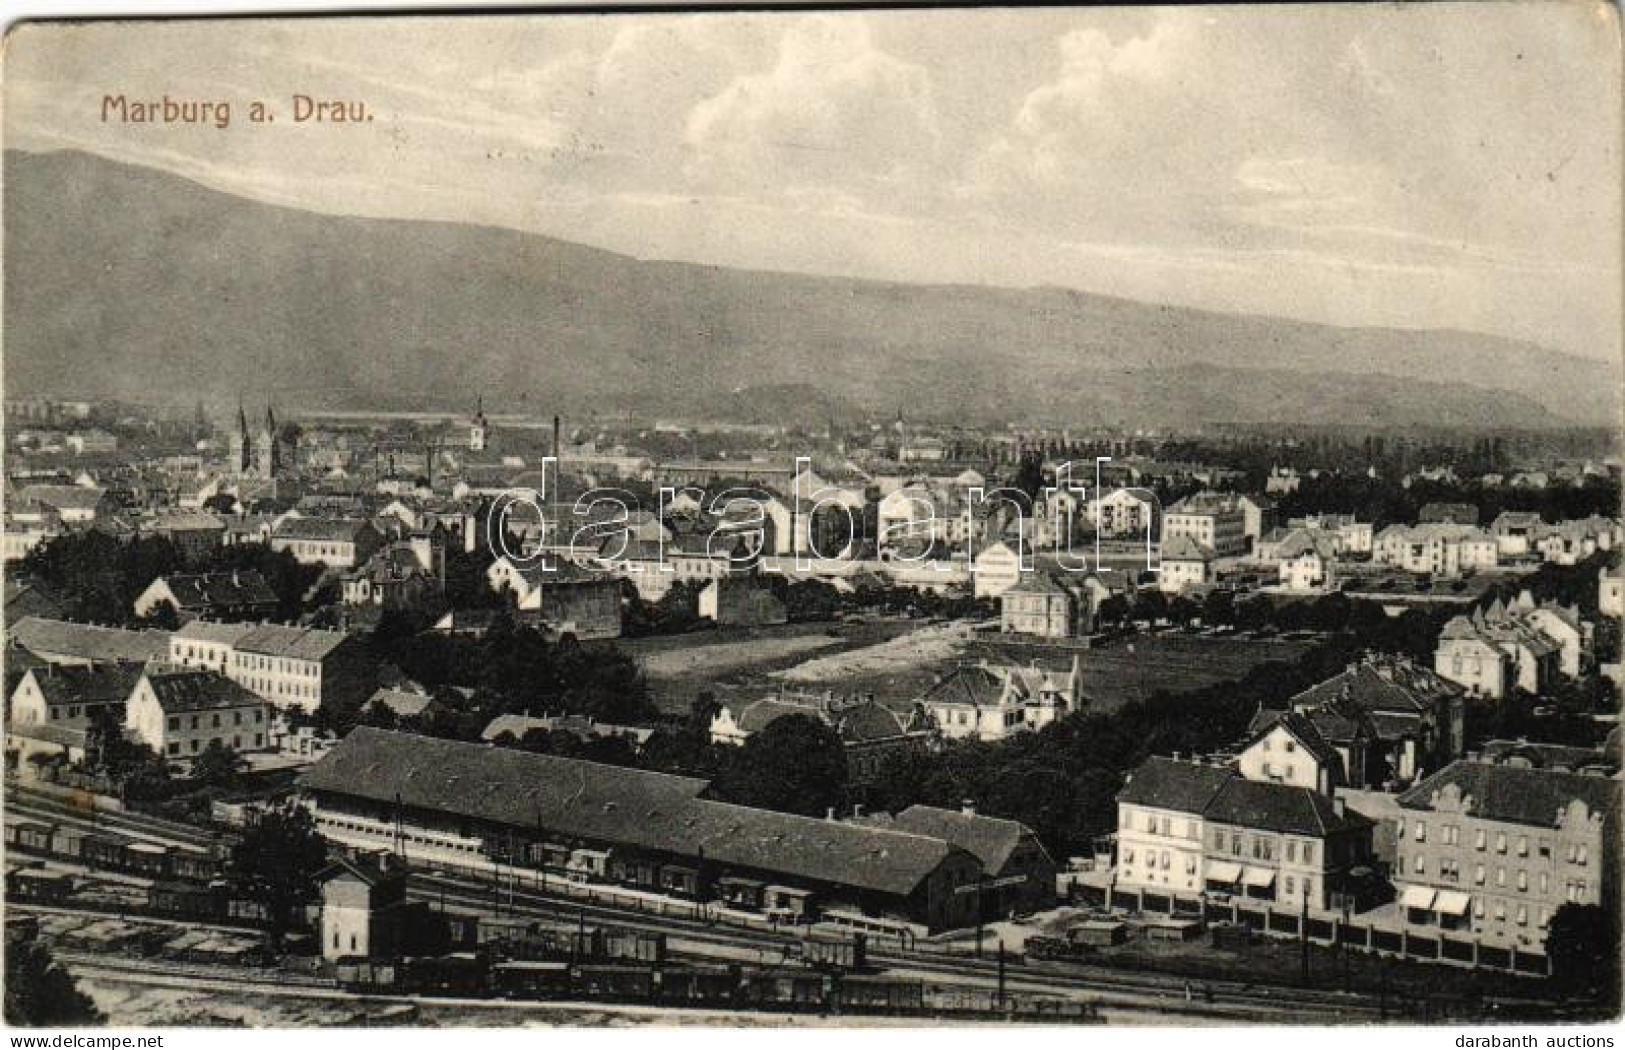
[1372,524,1498,578]
[1392,759,1619,954]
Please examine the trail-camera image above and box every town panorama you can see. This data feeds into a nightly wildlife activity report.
[2,5,1621,1033]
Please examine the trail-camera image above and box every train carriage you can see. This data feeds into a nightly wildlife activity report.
[574,964,654,1001]
[742,970,828,1011]
[125,842,170,878]
[655,964,738,1006]
[833,975,925,1014]
[602,929,665,965]
[79,833,130,871]
[5,821,55,853]
[490,960,572,999]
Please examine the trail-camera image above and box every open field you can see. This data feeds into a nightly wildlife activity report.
[632,618,1317,718]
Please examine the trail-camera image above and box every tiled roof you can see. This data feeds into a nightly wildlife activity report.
[27,664,141,707]
[890,805,1042,874]
[151,572,278,612]
[1161,535,1215,562]
[1116,756,1236,815]
[233,623,352,661]
[173,620,258,646]
[1244,709,1342,770]
[10,617,170,664]
[299,728,968,896]
[272,517,375,542]
[920,665,1007,709]
[140,666,264,713]
[1204,778,1371,837]
[1290,657,1460,715]
[365,688,438,719]
[1398,760,1621,828]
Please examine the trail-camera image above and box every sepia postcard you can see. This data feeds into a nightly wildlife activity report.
[1,2,1621,1034]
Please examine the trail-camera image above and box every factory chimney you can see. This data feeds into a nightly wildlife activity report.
[553,415,561,462]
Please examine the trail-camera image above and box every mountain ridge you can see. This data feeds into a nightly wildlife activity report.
[4,147,1616,429]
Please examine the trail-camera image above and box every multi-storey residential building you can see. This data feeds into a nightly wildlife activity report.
[1435,602,1562,699]
[1157,535,1214,593]
[1237,711,1344,794]
[125,665,271,760]
[1289,655,1465,784]
[999,568,1096,638]
[485,555,623,639]
[1115,756,1375,912]
[1088,488,1159,540]
[1373,523,1499,577]
[133,571,279,623]
[169,620,371,714]
[1272,530,1339,592]
[1162,492,1247,557]
[268,517,384,568]
[1392,759,1620,954]
[1233,493,1278,549]
[1116,757,1233,899]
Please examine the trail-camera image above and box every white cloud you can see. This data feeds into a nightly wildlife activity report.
[683,16,942,192]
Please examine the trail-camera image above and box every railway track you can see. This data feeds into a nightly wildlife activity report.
[6,790,221,851]
[408,871,1392,1021]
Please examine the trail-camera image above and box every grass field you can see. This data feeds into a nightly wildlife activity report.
[629,618,1316,718]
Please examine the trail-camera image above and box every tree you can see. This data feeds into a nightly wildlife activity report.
[191,740,247,789]
[713,714,848,817]
[139,598,182,631]
[1547,903,1620,1006]
[4,937,103,1025]
[229,803,329,941]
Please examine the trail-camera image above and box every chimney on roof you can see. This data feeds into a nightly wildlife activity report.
[852,803,864,819]
[1332,797,1346,817]
[961,799,976,817]
[826,806,836,821]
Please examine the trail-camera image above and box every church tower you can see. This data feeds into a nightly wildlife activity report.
[469,395,489,453]
[228,399,252,475]
[254,405,282,479]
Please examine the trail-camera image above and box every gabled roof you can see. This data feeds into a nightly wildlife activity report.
[149,572,278,611]
[919,664,1007,710]
[299,728,969,897]
[1290,657,1460,716]
[10,617,170,664]
[1398,759,1621,828]
[1161,535,1215,562]
[365,687,439,719]
[1244,709,1342,770]
[24,664,141,707]
[232,623,353,661]
[1205,778,1372,837]
[139,666,263,713]
[272,517,376,543]
[890,805,1044,874]
[1116,756,1236,815]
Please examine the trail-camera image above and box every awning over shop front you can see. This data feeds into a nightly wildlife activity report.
[1400,885,1438,911]
[1205,862,1243,884]
[1242,867,1276,889]
[1434,890,1471,917]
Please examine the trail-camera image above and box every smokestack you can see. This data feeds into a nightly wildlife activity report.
[961,799,976,817]
[553,415,561,462]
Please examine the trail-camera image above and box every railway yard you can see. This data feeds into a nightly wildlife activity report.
[3,781,1536,1026]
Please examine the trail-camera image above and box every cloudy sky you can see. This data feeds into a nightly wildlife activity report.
[6,5,1621,363]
